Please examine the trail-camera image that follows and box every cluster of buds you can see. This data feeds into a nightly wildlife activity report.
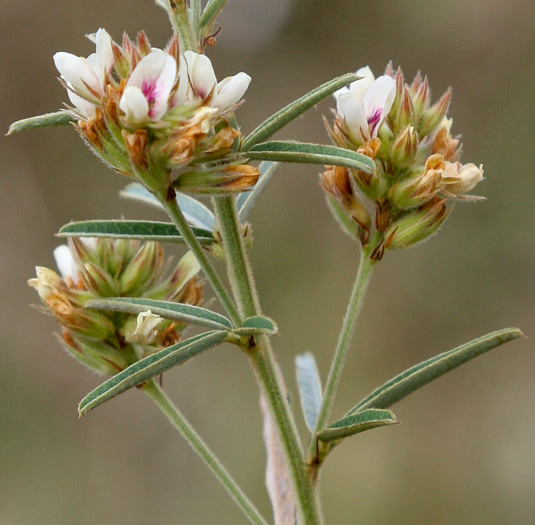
[28,238,202,375]
[54,29,259,195]
[322,65,484,257]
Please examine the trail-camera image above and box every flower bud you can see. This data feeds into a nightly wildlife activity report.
[419,88,451,137]
[386,198,449,249]
[321,165,371,244]
[173,163,259,194]
[393,86,415,133]
[81,262,118,296]
[119,242,163,294]
[59,331,130,375]
[390,125,419,167]
[411,75,430,117]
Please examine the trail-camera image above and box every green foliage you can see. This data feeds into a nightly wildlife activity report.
[242,73,359,151]
[246,141,375,173]
[58,220,214,245]
[295,353,323,433]
[232,315,278,336]
[347,328,524,415]
[236,161,279,221]
[78,331,228,415]
[86,297,233,330]
[317,409,398,443]
[8,111,74,134]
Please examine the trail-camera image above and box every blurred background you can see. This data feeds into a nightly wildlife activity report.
[1,0,534,523]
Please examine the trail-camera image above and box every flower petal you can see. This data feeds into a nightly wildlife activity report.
[126,50,177,121]
[337,91,368,143]
[210,72,251,112]
[171,56,191,107]
[184,51,217,101]
[120,86,150,124]
[363,75,396,136]
[54,52,101,97]
[67,88,97,119]
[54,244,79,283]
[95,28,114,84]
[334,65,375,101]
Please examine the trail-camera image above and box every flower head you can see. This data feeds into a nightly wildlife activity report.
[323,65,484,255]
[53,30,256,195]
[29,238,202,375]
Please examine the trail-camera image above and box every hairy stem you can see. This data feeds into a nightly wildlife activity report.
[144,381,269,525]
[162,196,241,326]
[307,242,377,465]
[165,0,195,51]
[213,195,323,525]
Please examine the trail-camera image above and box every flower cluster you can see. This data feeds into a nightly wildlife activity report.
[28,238,202,375]
[322,65,483,257]
[54,29,258,194]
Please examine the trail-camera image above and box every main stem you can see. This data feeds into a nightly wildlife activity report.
[144,380,269,525]
[307,244,376,464]
[213,195,323,525]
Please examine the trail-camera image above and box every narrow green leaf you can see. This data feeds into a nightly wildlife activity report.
[58,220,214,245]
[242,73,358,151]
[78,330,228,415]
[237,161,279,221]
[317,409,398,443]
[8,111,75,135]
[200,0,229,29]
[232,315,278,336]
[86,297,233,331]
[246,141,375,174]
[348,328,524,415]
[295,353,323,433]
[120,183,216,231]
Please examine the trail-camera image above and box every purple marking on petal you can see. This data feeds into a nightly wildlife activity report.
[142,80,165,119]
[367,108,382,136]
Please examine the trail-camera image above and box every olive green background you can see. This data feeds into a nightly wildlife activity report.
[1,1,534,524]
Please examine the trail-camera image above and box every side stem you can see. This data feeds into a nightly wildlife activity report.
[144,380,269,525]
[213,195,323,525]
[307,243,377,465]
[162,196,241,327]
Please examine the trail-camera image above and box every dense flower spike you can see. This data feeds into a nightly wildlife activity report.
[323,65,484,255]
[53,29,257,194]
[28,239,202,375]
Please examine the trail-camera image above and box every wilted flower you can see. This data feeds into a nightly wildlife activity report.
[28,238,202,375]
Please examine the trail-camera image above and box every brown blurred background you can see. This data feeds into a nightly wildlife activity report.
[1,0,534,523]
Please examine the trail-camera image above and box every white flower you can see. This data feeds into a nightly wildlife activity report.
[53,239,97,284]
[119,49,178,125]
[334,66,396,144]
[54,245,79,284]
[172,51,251,113]
[126,310,164,345]
[53,28,114,119]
